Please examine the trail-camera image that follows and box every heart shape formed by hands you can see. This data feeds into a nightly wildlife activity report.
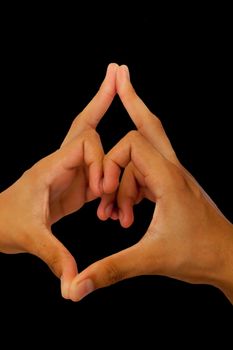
[1,64,232,304]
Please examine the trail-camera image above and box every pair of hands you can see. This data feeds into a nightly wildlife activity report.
[0,64,233,303]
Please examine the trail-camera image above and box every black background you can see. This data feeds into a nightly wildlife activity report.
[0,6,232,344]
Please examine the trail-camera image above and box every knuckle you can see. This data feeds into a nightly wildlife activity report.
[128,130,140,141]
[168,149,179,164]
[103,154,111,165]
[100,84,115,99]
[103,153,116,169]
[106,264,124,285]
[80,129,99,146]
[164,163,187,191]
[91,129,101,142]
[71,115,81,128]
[82,128,97,138]
[101,261,124,286]
[153,115,163,129]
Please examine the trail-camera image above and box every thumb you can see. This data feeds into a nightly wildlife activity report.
[31,229,78,299]
[69,243,143,302]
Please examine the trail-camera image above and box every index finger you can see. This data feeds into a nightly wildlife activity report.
[103,131,169,197]
[62,63,118,146]
[116,65,179,165]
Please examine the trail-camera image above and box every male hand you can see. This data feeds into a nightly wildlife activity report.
[0,63,118,299]
[70,65,233,304]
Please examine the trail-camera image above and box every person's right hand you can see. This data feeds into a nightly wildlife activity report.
[70,65,233,304]
[0,63,118,298]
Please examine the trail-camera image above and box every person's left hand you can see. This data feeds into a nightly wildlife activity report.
[0,63,118,298]
[68,65,233,304]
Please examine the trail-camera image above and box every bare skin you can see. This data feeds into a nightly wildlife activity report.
[1,63,232,304]
[0,63,119,299]
[69,65,233,304]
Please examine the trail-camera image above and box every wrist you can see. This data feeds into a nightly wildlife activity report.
[212,221,233,304]
[0,190,11,253]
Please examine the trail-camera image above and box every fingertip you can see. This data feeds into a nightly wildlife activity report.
[105,63,119,88]
[119,210,129,228]
[97,202,107,221]
[70,278,95,302]
[97,192,117,221]
[116,64,130,93]
[121,216,134,229]
[119,204,134,228]
[120,64,130,79]
[99,63,119,100]
[111,209,119,221]
[61,276,70,300]
[98,203,114,221]
[105,203,114,218]
[106,62,119,73]
[60,257,78,300]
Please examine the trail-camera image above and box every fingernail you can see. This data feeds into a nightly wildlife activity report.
[122,65,130,80]
[105,203,113,217]
[74,279,94,301]
[61,277,69,299]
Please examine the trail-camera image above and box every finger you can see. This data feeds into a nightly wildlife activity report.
[98,162,152,226]
[69,243,143,302]
[103,131,168,198]
[48,130,104,198]
[117,162,157,227]
[98,165,136,226]
[62,63,118,146]
[110,209,119,220]
[116,164,138,228]
[83,130,104,196]
[30,228,78,300]
[102,157,121,194]
[97,193,116,221]
[116,65,179,165]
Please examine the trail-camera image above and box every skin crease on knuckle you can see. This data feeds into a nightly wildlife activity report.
[100,83,116,100]
[128,129,141,140]
[95,260,125,287]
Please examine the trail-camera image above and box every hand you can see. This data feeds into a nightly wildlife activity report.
[70,65,233,304]
[0,63,118,298]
